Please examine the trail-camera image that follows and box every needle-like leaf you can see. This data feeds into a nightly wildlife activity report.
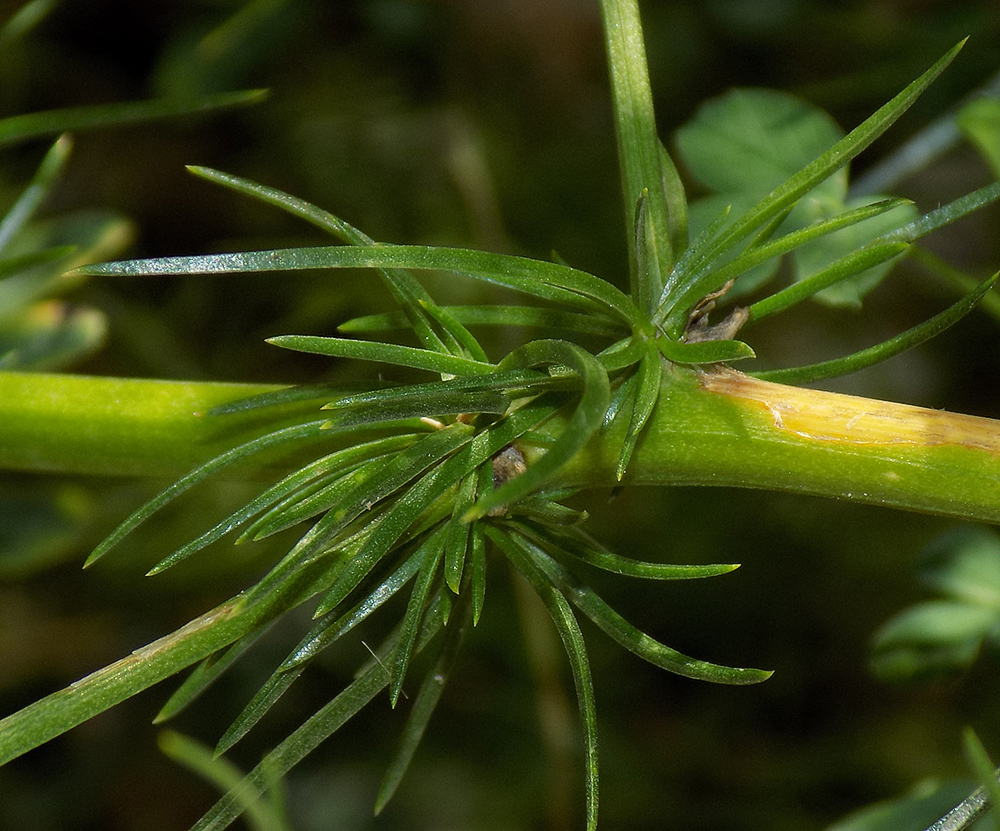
[514,531,772,685]
[0,90,269,147]
[85,419,330,568]
[266,335,495,377]
[376,590,472,813]
[753,272,999,384]
[192,601,449,831]
[488,526,600,831]
[390,535,446,706]
[79,244,640,325]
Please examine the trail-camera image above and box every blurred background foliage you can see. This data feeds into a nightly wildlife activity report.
[2,0,1000,829]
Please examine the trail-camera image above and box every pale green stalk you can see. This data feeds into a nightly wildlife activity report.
[5,368,1000,525]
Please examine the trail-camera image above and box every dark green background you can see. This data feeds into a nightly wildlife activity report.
[2,1,1000,829]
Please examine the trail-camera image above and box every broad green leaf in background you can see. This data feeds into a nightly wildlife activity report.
[917,527,1000,609]
[870,530,1000,684]
[870,601,998,683]
[675,88,917,305]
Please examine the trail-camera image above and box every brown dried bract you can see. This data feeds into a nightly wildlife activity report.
[489,444,527,516]
[683,279,748,343]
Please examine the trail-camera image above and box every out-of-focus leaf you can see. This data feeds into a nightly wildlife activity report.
[870,601,998,683]
[0,89,268,147]
[917,527,1000,610]
[676,88,845,201]
[958,97,1000,179]
[827,778,980,831]
[0,482,93,577]
[0,301,106,371]
[158,731,290,831]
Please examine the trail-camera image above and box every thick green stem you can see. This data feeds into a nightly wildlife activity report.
[0,371,283,477]
[549,366,1000,524]
[4,368,1000,524]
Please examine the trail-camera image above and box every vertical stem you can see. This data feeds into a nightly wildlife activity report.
[598,0,672,315]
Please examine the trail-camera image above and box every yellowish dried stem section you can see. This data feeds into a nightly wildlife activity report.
[701,369,1000,453]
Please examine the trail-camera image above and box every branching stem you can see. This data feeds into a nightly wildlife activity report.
[6,367,1000,526]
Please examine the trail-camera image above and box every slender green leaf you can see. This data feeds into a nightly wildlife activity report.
[0,89,269,147]
[0,134,72,252]
[962,728,1000,817]
[85,419,330,567]
[191,602,448,831]
[236,458,391,546]
[634,188,669,317]
[668,202,732,295]
[215,551,423,755]
[281,552,426,672]
[959,97,1000,178]
[603,368,639,430]
[509,497,588,527]
[80,244,639,324]
[519,533,772,685]
[321,369,555,423]
[0,0,57,47]
[444,472,478,593]
[390,537,446,706]
[324,387,511,428]
[656,335,755,365]
[154,624,274,723]
[470,520,487,626]
[266,334,495,377]
[886,181,1000,244]
[513,520,739,580]
[184,166,458,355]
[152,435,419,572]
[488,526,599,831]
[753,273,998,384]
[615,343,662,480]
[241,423,474,601]
[206,383,343,416]
[0,247,78,321]
[339,304,626,339]
[655,198,910,326]
[660,141,689,258]
[749,241,909,321]
[416,299,489,363]
[596,335,646,372]
[376,590,472,813]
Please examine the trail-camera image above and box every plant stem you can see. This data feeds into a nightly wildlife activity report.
[0,371,284,477]
[547,366,1000,524]
[598,0,673,312]
[5,367,1000,524]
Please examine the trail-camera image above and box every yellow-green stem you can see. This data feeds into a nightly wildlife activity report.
[4,368,1000,524]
